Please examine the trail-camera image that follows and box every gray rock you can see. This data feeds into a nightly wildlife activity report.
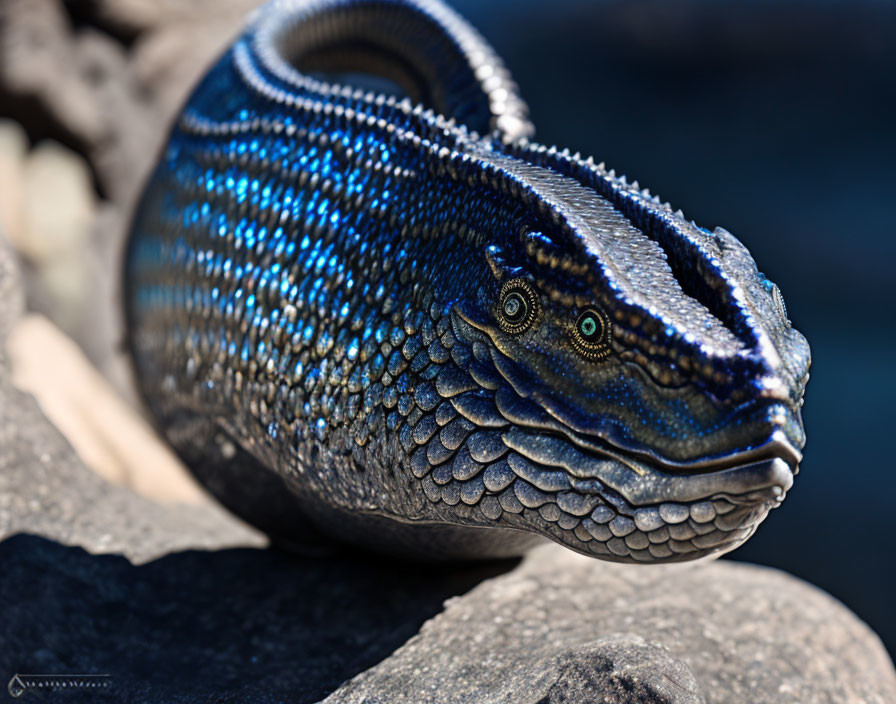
[0,0,158,202]
[0,0,254,391]
[65,0,258,40]
[0,228,25,346]
[0,388,227,565]
[0,231,265,562]
[526,636,702,704]
[0,0,253,205]
[131,3,257,119]
[0,0,106,148]
[0,533,510,704]
[327,547,896,704]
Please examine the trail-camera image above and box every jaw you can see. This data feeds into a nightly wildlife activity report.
[412,409,798,563]
[556,474,789,563]
[419,387,799,563]
[508,498,775,563]
[493,414,799,562]
[468,449,795,564]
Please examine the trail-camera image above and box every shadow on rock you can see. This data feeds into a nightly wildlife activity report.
[0,533,516,703]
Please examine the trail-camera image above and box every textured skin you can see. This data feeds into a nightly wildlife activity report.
[126,0,811,562]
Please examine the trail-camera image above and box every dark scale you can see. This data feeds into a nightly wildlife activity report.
[126,0,810,562]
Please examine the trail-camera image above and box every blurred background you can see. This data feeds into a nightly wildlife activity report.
[1,0,893,656]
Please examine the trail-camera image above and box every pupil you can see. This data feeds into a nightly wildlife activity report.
[503,294,523,319]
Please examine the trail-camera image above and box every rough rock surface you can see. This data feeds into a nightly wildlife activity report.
[0,233,265,562]
[1,534,512,704]
[8,314,207,503]
[327,549,896,704]
[3,534,895,703]
[0,229,24,345]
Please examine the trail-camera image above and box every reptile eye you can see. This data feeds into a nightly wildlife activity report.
[571,308,612,361]
[498,279,538,334]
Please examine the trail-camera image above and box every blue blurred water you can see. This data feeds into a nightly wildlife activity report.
[451,0,896,655]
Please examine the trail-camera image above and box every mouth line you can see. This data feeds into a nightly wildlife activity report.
[564,425,802,477]
[488,365,803,482]
[495,390,802,482]
[503,421,797,508]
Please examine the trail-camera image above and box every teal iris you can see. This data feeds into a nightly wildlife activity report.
[572,308,611,359]
[580,315,597,338]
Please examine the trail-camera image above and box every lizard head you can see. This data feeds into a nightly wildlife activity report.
[441,147,810,563]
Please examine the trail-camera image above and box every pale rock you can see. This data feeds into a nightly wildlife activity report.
[0,120,28,247]
[20,140,94,262]
[7,314,208,504]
